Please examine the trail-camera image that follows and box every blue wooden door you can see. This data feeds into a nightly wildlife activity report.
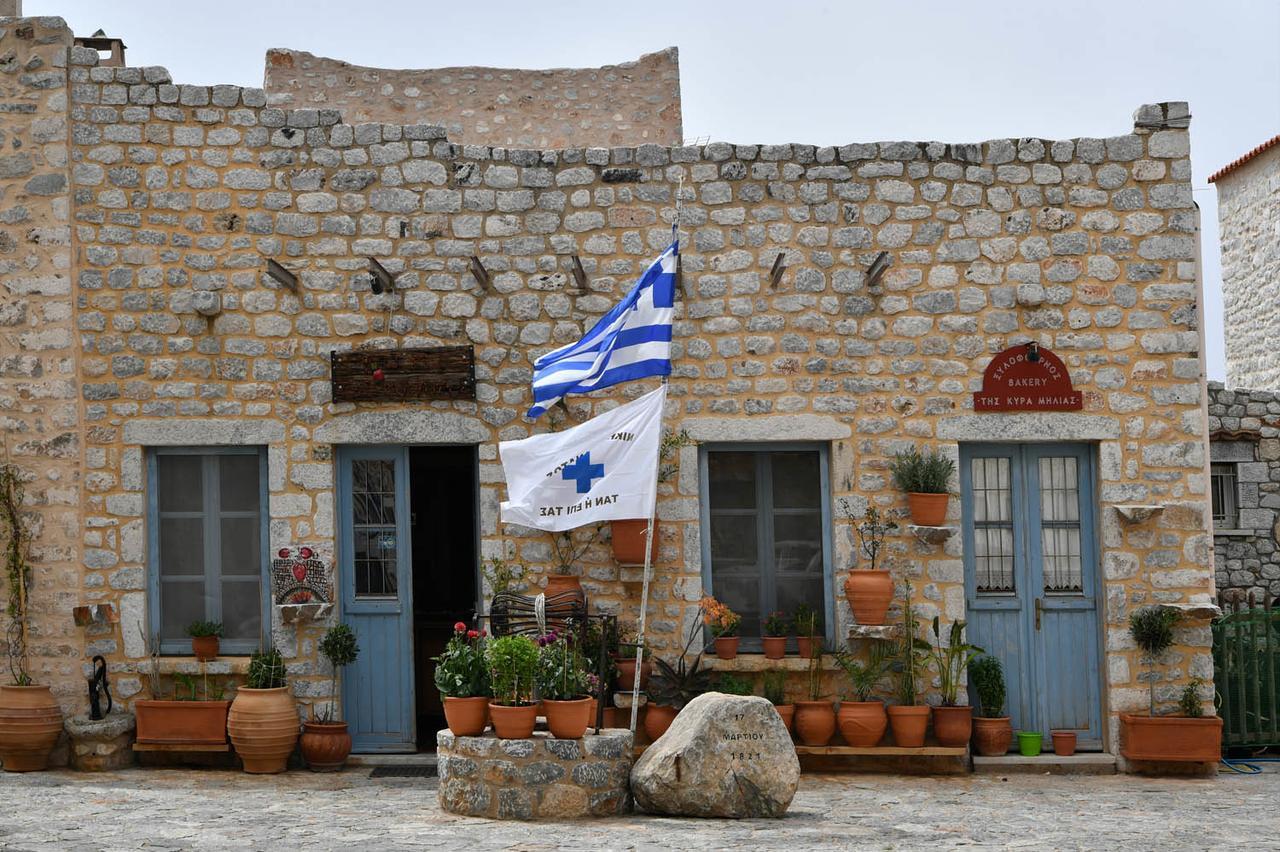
[961,443,1102,751]
[338,446,415,753]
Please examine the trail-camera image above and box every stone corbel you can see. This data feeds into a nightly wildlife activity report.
[1113,505,1165,524]
[908,525,957,545]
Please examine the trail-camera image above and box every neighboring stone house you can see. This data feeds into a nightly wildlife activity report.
[0,14,1215,769]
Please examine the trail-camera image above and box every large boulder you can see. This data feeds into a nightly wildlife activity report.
[630,692,799,819]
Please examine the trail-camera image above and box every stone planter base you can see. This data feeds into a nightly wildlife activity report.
[437,728,633,820]
[65,713,136,771]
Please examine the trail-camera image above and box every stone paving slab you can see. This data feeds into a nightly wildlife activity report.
[0,767,1278,850]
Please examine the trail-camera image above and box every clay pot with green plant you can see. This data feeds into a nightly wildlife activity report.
[762,670,794,734]
[701,595,741,659]
[301,623,360,772]
[794,622,836,746]
[834,643,892,747]
[969,655,1012,756]
[134,628,230,748]
[793,604,823,660]
[485,634,540,739]
[886,581,932,748]
[1120,607,1223,762]
[841,502,898,626]
[228,646,298,774]
[929,616,982,748]
[185,620,223,662]
[889,447,956,527]
[647,615,713,741]
[762,611,789,660]
[433,621,491,736]
[536,629,592,739]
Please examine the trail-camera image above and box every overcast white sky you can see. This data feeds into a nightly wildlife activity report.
[34,0,1280,380]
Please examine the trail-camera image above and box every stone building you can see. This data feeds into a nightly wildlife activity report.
[0,14,1215,769]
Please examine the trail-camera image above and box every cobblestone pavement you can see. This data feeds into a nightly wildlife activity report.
[1,767,1278,850]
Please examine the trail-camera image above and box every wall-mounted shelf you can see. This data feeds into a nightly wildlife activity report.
[908,525,957,545]
[847,624,902,642]
[1113,505,1165,524]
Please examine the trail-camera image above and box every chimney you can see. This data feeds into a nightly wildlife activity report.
[74,29,126,67]
[0,1,22,17]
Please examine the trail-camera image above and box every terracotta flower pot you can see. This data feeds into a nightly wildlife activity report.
[135,699,229,745]
[300,721,351,772]
[796,637,820,659]
[644,704,678,741]
[762,636,787,659]
[488,703,537,739]
[1051,730,1077,757]
[907,493,949,527]
[794,700,836,746]
[886,704,931,748]
[837,700,888,747]
[615,657,652,691]
[543,697,592,739]
[932,705,972,748]
[442,696,489,736]
[228,686,299,774]
[972,716,1013,756]
[1119,713,1224,762]
[191,635,219,662]
[611,518,658,564]
[774,704,795,734]
[0,685,64,772]
[844,570,894,626]
[713,636,740,660]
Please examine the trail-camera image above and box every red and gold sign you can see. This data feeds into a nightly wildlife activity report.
[973,343,1082,412]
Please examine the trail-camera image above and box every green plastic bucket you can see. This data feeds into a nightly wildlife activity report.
[1017,731,1043,756]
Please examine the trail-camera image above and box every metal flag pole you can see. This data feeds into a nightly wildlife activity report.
[628,177,682,733]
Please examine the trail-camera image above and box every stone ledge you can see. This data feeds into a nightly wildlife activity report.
[705,655,842,672]
[909,524,957,544]
[1114,505,1165,524]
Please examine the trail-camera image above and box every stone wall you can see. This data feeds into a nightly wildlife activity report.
[0,16,1216,754]
[1209,381,1280,600]
[1215,145,1280,388]
[263,47,682,149]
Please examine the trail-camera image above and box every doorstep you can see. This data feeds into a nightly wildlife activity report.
[972,753,1117,775]
[346,753,439,767]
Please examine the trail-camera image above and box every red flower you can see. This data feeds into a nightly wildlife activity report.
[466,629,479,640]
[480,629,487,637]
[454,621,467,633]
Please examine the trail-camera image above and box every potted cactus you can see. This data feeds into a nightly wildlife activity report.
[970,655,1012,755]
[889,447,956,527]
[301,623,360,772]
[228,645,298,774]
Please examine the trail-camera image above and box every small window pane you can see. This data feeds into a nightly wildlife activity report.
[708,453,756,509]
[157,455,202,513]
[159,518,204,576]
[709,515,758,568]
[1211,463,1238,528]
[219,454,260,512]
[221,579,262,642]
[160,579,205,638]
[774,513,822,574]
[220,517,260,577]
[772,452,820,509]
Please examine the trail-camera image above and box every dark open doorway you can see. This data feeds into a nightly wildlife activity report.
[409,445,479,751]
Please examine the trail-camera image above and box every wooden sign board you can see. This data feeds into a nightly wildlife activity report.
[973,344,1082,412]
[330,346,475,403]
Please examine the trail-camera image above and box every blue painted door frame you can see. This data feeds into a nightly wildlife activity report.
[338,445,416,753]
[961,442,1103,750]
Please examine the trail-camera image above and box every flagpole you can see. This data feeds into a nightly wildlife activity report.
[628,179,682,733]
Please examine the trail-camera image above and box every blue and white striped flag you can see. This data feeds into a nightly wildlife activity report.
[527,242,677,418]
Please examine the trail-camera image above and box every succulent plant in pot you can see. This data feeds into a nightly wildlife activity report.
[228,644,298,774]
[185,620,223,661]
[301,623,360,772]
[433,621,491,736]
[929,616,983,748]
[889,447,956,527]
[841,501,898,626]
[647,615,713,741]
[762,669,794,733]
[535,629,592,739]
[970,655,1012,756]
[762,611,789,660]
[834,643,892,747]
[485,634,539,739]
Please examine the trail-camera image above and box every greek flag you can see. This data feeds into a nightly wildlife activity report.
[527,242,676,418]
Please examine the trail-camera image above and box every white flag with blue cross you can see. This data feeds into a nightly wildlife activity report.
[499,385,666,532]
[526,241,677,418]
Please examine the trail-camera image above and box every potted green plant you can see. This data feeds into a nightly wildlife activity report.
[969,655,1011,756]
[547,527,600,597]
[485,634,539,739]
[794,614,836,746]
[301,623,360,772]
[701,595,741,659]
[889,447,956,527]
[762,669,794,733]
[228,645,298,774]
[433,621,490,736]
[536,629,592,739]
[841,502,898,626]
[762,611,789,659]
[134,630,232,749]
[793,604,823,660]
[0,464,62,772]
[185,620,223,662]
[1120,607,1223,763]
[834,643,892,747]
[647,616,713,741]
[929,616,983,748]
[886,581,932,748]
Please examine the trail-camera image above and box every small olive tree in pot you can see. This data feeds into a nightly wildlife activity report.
[301,623,360,772]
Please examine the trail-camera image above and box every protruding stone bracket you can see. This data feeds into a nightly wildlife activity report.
[1156,602,1222,621]
[847,624,902,642]
[1114,505,1165,524]
[277,601,333,623]
[909,525,957,545]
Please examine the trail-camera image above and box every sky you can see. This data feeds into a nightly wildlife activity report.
[33,0,1280,381]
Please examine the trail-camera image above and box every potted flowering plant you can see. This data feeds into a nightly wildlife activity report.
[762,611,789,660]
[185,620,223,662]
[433,621,490,736]
[301,623,360,771]
[701,595,741,660]
[485,634,539,739]
[535,630,592,739]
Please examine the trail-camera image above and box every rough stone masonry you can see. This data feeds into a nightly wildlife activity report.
[0,15,1214,767]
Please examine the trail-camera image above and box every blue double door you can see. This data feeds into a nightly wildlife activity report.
[960,443,1103,751]
[337,445,479,753]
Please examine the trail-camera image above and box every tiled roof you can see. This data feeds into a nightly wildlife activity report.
[1208,134,1280,183]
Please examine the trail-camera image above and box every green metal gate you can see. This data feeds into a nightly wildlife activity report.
[1213,595,1280,749]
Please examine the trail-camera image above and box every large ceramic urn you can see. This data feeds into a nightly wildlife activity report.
[228,686,299,774]
[0,685,64,772]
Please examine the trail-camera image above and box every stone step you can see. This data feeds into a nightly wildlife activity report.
[973,753,1118,775]
[346,753,438,767]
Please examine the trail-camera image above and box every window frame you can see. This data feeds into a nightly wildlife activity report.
[146,446,270,656]
[1210,462,1240,530]
[697,442,834,650]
